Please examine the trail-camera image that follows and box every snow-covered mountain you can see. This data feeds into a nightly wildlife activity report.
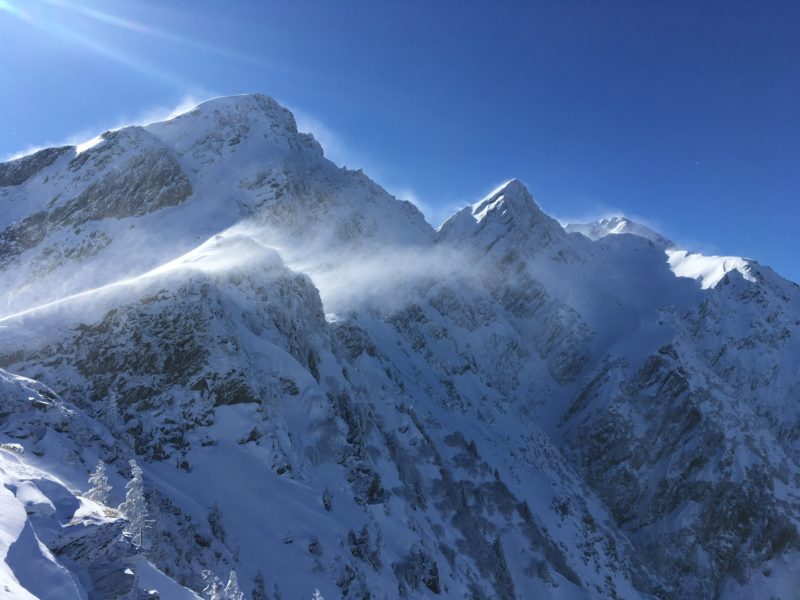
[565,216,758,289]
[1,93,798,599]
[565,215,673,248]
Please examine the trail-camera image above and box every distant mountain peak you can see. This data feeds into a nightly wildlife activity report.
[565,215,674,248]
[666,248,757,289]
[565,216,761,289]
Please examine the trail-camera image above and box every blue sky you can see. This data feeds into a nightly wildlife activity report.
[1,0,798,282]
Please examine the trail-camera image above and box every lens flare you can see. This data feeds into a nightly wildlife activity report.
[37,0,286,71]
[0,0,189,87]
[0,0,30,20]
[1,0,302,86]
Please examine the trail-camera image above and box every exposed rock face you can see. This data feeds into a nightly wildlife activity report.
[0,128,192,311]
[67,144,191,222]
[563,346,800,598]
[0,146,72,187]
[0,94,798,600]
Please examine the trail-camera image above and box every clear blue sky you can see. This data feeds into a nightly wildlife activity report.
[1,0,798,282]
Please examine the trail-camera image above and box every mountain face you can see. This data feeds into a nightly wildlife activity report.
[0,94,798,600]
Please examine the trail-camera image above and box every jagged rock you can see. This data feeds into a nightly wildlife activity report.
[0,146,71,187]
[87,561,136,600]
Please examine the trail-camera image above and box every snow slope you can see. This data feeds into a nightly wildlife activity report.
[0,369,200,599]
[567,215,758,289]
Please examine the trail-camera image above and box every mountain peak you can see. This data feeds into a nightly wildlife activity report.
[566,216,761,289]
[176,93,290,121]
[2,92,800,600]
[438,178,564,250]
[144,93,305,159]
[566,216,673,248]
[469,178,533,222]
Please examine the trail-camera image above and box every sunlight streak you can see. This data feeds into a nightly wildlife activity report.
[37,0,285,70]
[0,0,31,20]
[0,0,190,87]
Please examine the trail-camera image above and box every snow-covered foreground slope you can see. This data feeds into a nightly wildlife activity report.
[0,369,201,599]
[0,93,799,599]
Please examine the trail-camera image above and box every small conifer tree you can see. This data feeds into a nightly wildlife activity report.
[118,459,148,548]
[85,461,111,505]
[225,570,244,600]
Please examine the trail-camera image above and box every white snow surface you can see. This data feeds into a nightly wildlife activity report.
[565,216,673,248]
[0,370,200,599]
[566,216,760,289]
[666,248,757,289]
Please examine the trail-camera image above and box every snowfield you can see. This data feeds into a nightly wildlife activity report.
[0,93,798,599]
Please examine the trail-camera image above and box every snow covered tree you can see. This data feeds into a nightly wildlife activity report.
[85,460,111,505]
[118,459,148,548]
[103,390,120,430]
[208,501,226,542]
[200,569,247,600]
[366,472,384,504]
[251,572,268,600]
[312,590,324,600]
[225,570,244,600]
[202,570,224,600]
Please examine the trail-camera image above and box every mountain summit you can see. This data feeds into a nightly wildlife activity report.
[0,94,798,600]
[566,215,673,247]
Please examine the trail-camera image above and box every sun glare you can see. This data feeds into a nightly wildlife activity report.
[0,0,29,20]
[0,0,269,87]
[37,0,273,69]
[0,0,192,86]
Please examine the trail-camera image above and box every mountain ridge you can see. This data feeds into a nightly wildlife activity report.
[0,93,798,600]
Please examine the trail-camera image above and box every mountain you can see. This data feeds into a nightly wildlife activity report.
[565,216,758,289]
[565,215,674,248]
[0,93,798,599]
